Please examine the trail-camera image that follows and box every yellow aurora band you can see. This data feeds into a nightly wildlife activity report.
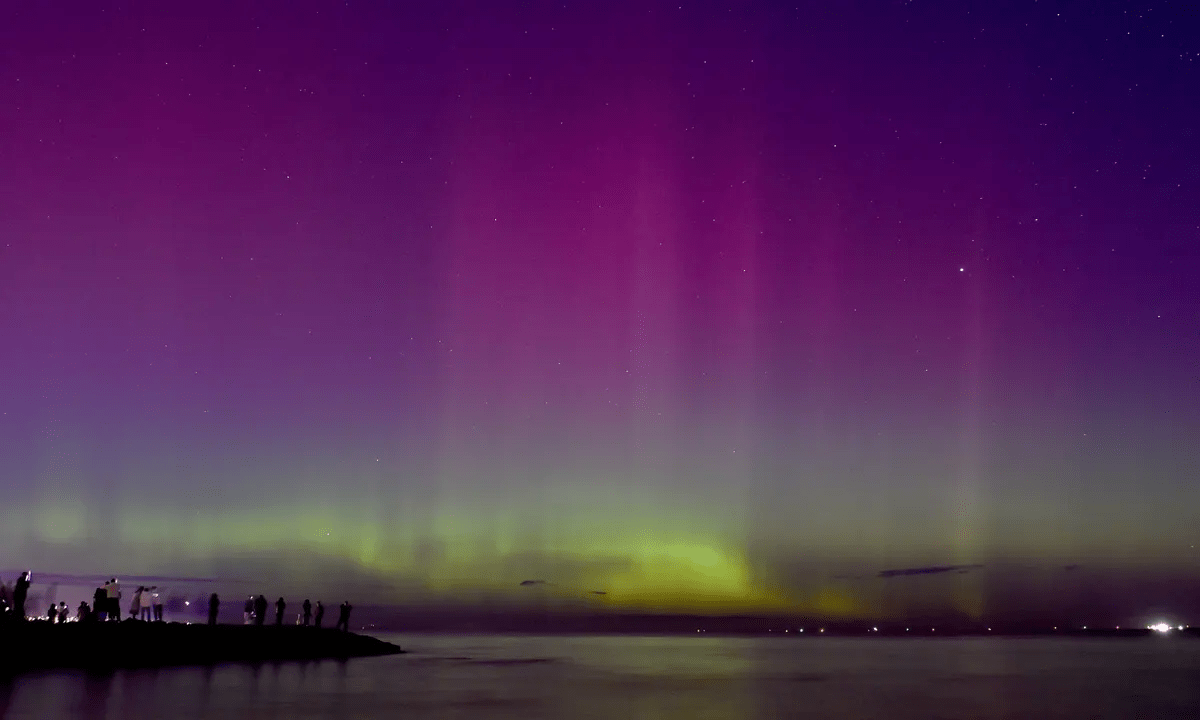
[10,492,870,616]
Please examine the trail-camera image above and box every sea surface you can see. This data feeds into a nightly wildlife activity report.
[2,633,1198,719]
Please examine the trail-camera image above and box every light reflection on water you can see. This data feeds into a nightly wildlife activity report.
[2,634,1198,719]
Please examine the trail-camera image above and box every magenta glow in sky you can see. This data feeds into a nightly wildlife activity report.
[1,1,1197,623]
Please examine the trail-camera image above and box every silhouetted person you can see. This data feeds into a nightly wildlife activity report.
[301,599,312,626]
[140,587,155,621]
[274,597,286,626]
[313,600,324,628]
[78,601,90,622]
[336,601,352,632]
[130,586,144,621]
[244,595,254,624]
[208,593,220,625]
[93,587,107,621]
[13,572,30,620]
[153,587,164,622]
[253,594,268,626]
[58,602,68,623]
[47,604,58,623]
[106,578,121,622]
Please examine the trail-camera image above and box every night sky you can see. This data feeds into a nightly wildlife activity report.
[1,1,1197,626]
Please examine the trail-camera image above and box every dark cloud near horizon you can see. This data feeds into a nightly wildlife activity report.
[878,564,985,578]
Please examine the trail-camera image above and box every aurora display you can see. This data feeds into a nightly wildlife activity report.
[1,1,1197,627]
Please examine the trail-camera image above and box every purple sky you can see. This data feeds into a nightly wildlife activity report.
[1,0,1197,625]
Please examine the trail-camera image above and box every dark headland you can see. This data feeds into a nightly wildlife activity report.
[0,622,402,675]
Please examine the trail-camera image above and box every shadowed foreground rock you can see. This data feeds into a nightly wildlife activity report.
[0,622,402,674]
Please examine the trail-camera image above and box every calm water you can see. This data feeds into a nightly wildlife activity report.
[2,634,1199,719]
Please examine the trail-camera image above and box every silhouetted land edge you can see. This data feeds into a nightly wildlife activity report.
[0,623,402,674]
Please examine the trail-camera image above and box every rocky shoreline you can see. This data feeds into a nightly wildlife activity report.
[0,622,403,675]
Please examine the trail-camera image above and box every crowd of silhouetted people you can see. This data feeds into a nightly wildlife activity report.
[1,572,354,632]
[225,594,353,631]
[77,578,164,623]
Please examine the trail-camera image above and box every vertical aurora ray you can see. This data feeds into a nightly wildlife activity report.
[951,255,987,618]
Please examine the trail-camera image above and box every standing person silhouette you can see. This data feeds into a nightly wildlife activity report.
[130,586,143,621]
[313,600,324,628]
[93,586,106,621]
[243,596,254,624]
[336,601,352,632]
[253,595,268,626]
[13,572,30,621]
[301,599,312,626]
[274,597,286,626]
[140,587,154,621]
[208,593,220,625]
[106,578,121,622]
